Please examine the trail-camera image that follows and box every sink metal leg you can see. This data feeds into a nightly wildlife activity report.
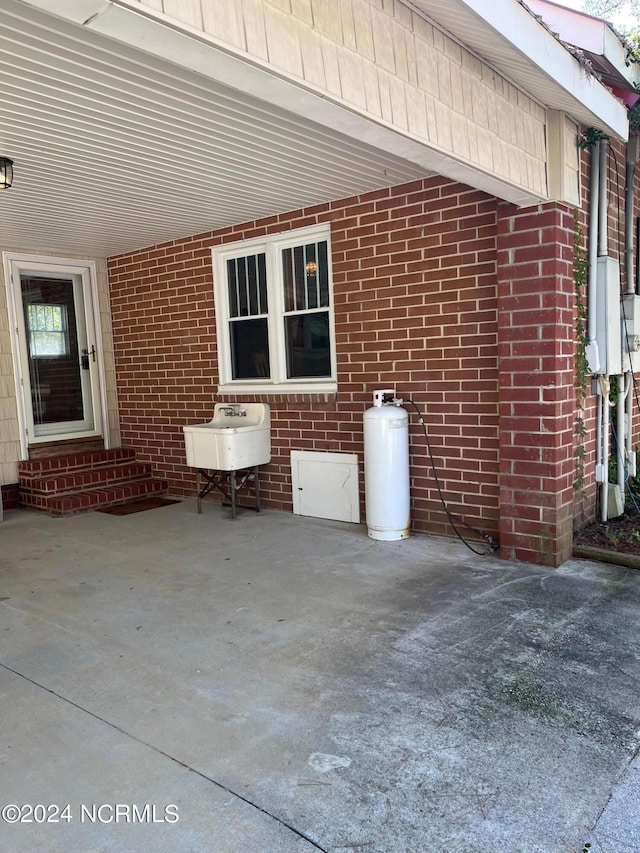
[230,470,237,519]
[194,466,262,517]
[254,466,260,512]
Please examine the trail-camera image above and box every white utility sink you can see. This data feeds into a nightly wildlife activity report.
[183,403,271,471]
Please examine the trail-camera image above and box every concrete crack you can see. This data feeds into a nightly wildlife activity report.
[0,660,330,853]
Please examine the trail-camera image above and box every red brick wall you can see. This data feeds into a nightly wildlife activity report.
[497,203,576,565]
[108,177,500,540]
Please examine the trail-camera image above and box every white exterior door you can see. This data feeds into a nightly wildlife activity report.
[4,254,106,449]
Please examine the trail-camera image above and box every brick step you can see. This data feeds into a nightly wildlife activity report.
[19,462,154,496]
[18,447,136,479]
[19,478,169,517]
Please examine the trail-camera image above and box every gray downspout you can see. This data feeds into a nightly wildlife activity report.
[599,139,610,522]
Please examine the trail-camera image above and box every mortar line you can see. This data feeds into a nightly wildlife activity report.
[0,661,330,853]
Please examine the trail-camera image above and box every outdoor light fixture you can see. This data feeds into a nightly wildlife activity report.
[0,158,14,189]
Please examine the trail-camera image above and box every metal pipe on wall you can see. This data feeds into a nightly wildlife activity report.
[598,139,610,521]
[617,375,626,502]
[587,140,600,352]
[599,139,609,257]
[625,154,636,295]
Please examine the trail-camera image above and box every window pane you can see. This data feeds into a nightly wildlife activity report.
[247,255,258,315]
[227,259,238,317]
[230,318,270,379]
[318,241,329,307]
[284,312,331,378]
[237,257,248,316]
[258,253,267,313]
[282,241,329,314]
[228,254,267,318]
[282,247,295,312]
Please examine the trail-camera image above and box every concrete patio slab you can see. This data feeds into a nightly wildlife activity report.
[1,501,639,852]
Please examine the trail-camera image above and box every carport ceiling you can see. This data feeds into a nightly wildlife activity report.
[0,0,429,258]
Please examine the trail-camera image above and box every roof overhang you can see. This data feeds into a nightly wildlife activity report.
[525,0,640,107]
[1,0,630,257]
[412,0,629,141]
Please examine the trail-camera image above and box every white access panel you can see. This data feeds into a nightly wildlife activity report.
[595,257,622,376]
[291,451,360,524]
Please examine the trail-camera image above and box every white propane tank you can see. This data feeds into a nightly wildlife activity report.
[364,391,410,540]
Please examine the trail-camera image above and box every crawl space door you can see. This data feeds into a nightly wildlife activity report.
[291,451,360,523]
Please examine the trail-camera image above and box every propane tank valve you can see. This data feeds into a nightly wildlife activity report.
[372,389,403,407]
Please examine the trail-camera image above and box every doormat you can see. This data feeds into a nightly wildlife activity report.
[97,497,181,516]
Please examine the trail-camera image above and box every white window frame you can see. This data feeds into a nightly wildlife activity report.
[212,224,337,394]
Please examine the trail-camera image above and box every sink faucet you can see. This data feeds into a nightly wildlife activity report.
[221,405,247,417]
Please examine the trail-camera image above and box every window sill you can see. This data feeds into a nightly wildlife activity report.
[217,381,337,396]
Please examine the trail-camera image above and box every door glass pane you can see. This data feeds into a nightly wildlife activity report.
[230,318,270,379]
[284,312,331,378]
[21,277,86,427]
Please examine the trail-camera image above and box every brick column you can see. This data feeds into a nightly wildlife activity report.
[497,203,576,566]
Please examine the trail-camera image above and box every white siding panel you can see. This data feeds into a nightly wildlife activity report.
[449,61,464,115]
[406,87,429,140]
[404,26,418,87]
[393,0,412,29]
[477,127,494,170]
[291,0,313,25]
[370,9,395,74]
[264,3,304,77]
[299,27,326,89]
[377,70,394,124]
[242,0,269,59]
[338,49,367,110]
[450,112,470,160]
[352,0,375,60]
[310,0,343,42]
[436,52,452,109]
[362,59,382,117]
[389,74,408,130]
[416,44,438,98]
[486,84,498,135]
[411,9,433,45]
[433,101,452,150]
[201,0,246,49]
[161,0,202,28]
[424,93,437,140]
[393,20,409,83]
[266,0,292,11]
[340,1,357,51]
[320,36,342,96]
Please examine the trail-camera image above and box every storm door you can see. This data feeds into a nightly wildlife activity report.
[5,255,105,447]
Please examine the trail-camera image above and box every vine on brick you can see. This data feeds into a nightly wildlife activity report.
[573,211,589,492]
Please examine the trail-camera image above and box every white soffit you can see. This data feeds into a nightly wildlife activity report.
[4,0,628,259]
[0,0,429,258]
[17,0,555,211]
[412,0,628,141]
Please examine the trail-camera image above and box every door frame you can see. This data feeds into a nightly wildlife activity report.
[3,252,109,458]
